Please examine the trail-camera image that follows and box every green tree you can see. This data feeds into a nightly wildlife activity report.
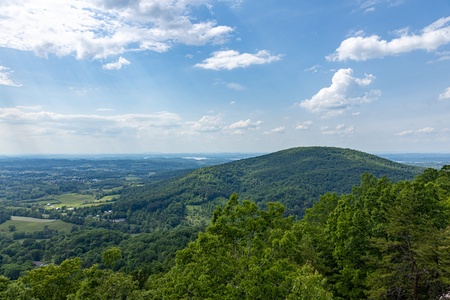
[102,247,122,269]
[0,280,32,300]
[19,257,83,300]
[367,180,450,300]
[71,264,137,300]
[0,275,10,293]
[149,193,332,299]
[287,263,333,300]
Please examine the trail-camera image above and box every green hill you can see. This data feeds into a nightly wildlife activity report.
[114,147,423,230]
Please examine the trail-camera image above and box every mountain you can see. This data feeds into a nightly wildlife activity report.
[113,147,424,230]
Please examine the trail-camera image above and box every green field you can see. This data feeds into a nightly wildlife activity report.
[11,216,55,222]
[0,217,75,236]
[37,193,118,210]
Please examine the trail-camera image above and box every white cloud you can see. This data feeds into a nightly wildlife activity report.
[435,51,450,62]
[102,57,131,70]
[0,66,22,87]
[227,119,262,129]
[0,107,181,137]
[295,121,312,130]
[188,116,264,136]
[0,1,234,61]
[395,127,435,136]
[264,126,285,135]
[299,68,380,117]
[16,105,42,111]
[190,115,224,132]
[226,82,246,91]
[357,0,404,13]
[195,50,282,70]
[394,130,414,136]
[417,127,435,133]
[439,87,450,100]
[304,64,322,73]
[0,107,269,152]
[321,124,355,136]
[327,16,450,61]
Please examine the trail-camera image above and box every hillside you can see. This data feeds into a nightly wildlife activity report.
[114,147,423,229]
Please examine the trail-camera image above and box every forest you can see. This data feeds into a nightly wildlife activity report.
[1,147,449,299]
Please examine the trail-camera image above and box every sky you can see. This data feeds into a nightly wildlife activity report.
[0,0,450,155]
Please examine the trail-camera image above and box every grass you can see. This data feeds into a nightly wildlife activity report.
[0,217,75,236]
[37,193,118,210]
[11,216,55,222]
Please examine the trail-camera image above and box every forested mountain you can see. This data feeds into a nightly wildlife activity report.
[113,147,423,231]
[1,146,433,299]
[2,166,450,299]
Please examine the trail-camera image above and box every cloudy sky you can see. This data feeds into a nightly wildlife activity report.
[1,0,450,155]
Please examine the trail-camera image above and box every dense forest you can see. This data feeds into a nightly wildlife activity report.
[2,147,447,299]
[103,147,423,232]
[1,165,450,299]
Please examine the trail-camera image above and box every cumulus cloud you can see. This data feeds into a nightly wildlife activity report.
[263,126,285,135]
[321,124,355,136]
[227,119,262,130]
[327,16,450,61]
[295,121,313,130]
[439,87,450,100]
[0,66,22,87]
[102,57,131,70]
[395,127,435,136]
[0,1,233,61]
[187,116,263,136]
[190,115,225,132]
[195,50,282,70]
[299,68,380,117]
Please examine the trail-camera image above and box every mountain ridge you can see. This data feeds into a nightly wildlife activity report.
[112,146,424,230]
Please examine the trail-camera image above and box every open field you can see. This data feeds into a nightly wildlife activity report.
[0,217,75,235]
[11,216,55,222]
[38,193,117,209]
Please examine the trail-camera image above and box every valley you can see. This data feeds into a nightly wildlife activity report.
[0,147,449,299]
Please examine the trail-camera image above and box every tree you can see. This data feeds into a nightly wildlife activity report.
[19,257,83,300]
[287,263,333,300]
[71,264,137,300]
[148,193,323,299]
[300,169,450,299]
[367,180,450,300]
[102,247,122,269]
[0,280,32,300]
[0,275,10,293]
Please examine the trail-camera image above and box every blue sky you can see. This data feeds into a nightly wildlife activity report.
[0,0,450,154]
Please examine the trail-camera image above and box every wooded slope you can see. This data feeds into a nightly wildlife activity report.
[116,147,423,229]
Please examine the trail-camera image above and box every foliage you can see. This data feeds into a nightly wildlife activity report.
[3,149,448,300]
[115,147,422,232]
[300,168,450,299]
[148,193,332,299]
